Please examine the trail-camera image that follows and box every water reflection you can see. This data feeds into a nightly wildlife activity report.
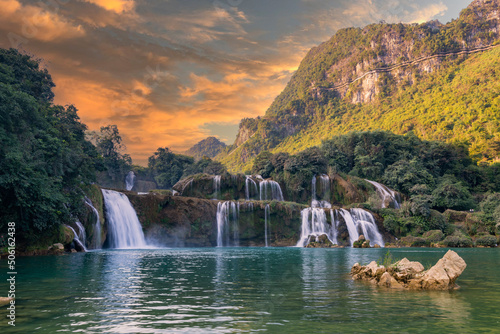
[0,248,497,333]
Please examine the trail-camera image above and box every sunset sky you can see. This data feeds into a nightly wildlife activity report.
[0,0,472,165]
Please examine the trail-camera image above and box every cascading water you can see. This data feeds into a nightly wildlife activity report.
[311,175,331,208]
[265,204,270,247]
[365,179,401,209]
[125,171,135,191]
[245,176,258,201]
[296,208,338,247]
[102,189,147,249]
[213,175,222,200]
[84,197,101,249]
[75,221,87,247]
[66,225,88,252]
[350,208,385,247]
[259,180,284,201]
[339,209,360,247]
[339,208,384,247]
[216,201,240,247]
[329,210,339,245]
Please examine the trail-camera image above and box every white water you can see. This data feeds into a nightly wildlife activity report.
[329,210,339,245]
[245,176,258,201]
[213,175,222,200]
[296,208,338,247]
[339,209,360,247]
[102,189,148,249]
[339,208,384,247]
[75,221,87,247]
[66,225,88,252]
[265,204,270,247]
[216,201,239,247]
[351,208,385,247]
[125,171,135,191]
[259,180,284,201]
[84,197,101,249]
[311,175,332,209]
[365,179,401,209]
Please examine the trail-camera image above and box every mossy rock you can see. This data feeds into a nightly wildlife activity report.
[423,230,444,242]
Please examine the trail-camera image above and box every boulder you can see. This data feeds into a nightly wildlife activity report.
[378,272,404,289]
[396,258,425,273]
[350,250,466,290]
[419,250,467,290]
[0,297,13,306]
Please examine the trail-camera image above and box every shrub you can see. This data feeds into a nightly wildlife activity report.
[442,231,473,247]
[475,235,497,247]
[423,229,444,242]
[410,237,430,247]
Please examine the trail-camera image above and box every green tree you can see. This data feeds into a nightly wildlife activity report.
[148,147,194,188]
[0,48,97,244]
[431,176,475,211]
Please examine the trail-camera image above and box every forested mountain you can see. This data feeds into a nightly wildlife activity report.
[218,0,500,172]
[184,136,227,160]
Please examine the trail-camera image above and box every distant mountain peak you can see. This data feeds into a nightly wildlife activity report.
[185,137,227,160]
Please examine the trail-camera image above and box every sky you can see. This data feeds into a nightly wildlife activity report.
[0,0,473,165]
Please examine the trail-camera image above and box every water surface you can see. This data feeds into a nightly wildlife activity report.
[1,248,499,333]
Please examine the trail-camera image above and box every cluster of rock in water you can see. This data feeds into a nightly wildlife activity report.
[350,250,467,290]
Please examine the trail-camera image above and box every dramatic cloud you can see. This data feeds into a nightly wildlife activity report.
[0,0,469,165]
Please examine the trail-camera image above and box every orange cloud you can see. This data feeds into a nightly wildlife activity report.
[0,0,85,44]
[83,0,135,13]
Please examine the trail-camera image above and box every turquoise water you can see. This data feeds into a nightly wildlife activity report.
[1,248,500,333]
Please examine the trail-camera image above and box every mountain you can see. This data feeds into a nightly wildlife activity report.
[218,0,500,172]
[184,136,227,160]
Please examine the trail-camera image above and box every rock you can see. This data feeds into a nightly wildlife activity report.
[71,249,77,253]
[396,258,425,273]
[0,297,13,306]
[358,235,366,242]
[365,261,386,278]
[378,272,404,289]
[362,240,371,248]
[350,250,466,290]
[374,244,381,248]
[419,250,467,290]
[52,243,64,250]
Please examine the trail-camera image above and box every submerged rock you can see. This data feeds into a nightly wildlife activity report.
[350,250,467,290]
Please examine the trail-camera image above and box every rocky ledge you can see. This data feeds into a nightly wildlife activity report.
[350,250,467,290]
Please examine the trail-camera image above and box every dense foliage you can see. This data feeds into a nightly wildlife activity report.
[219,0,500,172]
[148,148,226,189]
[250,131,499,227]
[87,125,132,185]
[0,49,99,243]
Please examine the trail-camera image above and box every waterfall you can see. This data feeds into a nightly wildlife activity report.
[213,175,222,199]
[365,179,401,209]
[311,175,331,208]
[329,210,339,245]
[339,208,384,247]
[245,176,258,201]
[296,208,338,247]
[265,204,270,247]
[102,189,147,249]
[125,171,135,191]
[84,197,101,249]
[339,209,359,247]
[350,208,385,247]
[75,221,87,247]
[66,225,87,252]
[259,180,284,201]
[216,201,239,247]
[312,175,317,201]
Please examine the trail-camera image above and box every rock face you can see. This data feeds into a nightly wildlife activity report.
[350,250,467,290]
